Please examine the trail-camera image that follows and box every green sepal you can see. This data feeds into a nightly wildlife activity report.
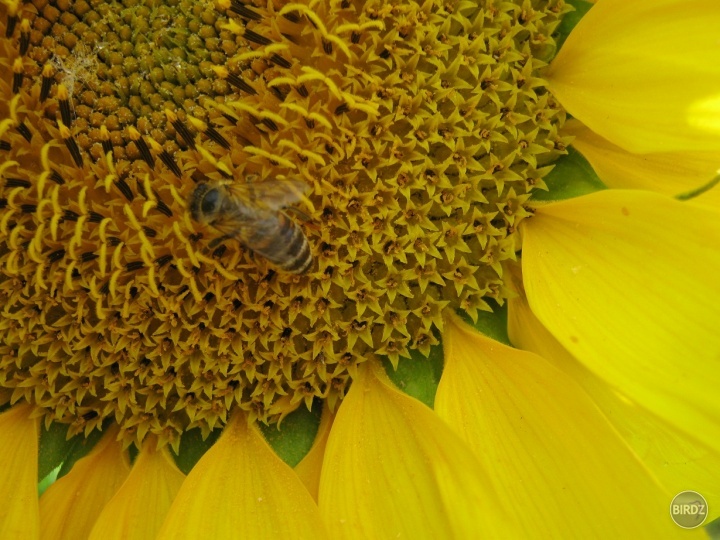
[172,404,322,473]
[381,305,510,407]
[676,174,720,201]
[382,344,444,408]
[706,516,720,539]
[532,147,606,201]
[56,425,107,479]
[38,422,75,481]
[554,0,593,51]
[456,302,510,346]
[260,401,322,467]
[128,443,138,465]
[172,427,222,475]
[38,466,60,496]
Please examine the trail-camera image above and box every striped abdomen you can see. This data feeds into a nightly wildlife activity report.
[245,213,313,274]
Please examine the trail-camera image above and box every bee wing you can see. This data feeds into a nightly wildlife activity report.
[225,179,310,211]
[207,209,280,244]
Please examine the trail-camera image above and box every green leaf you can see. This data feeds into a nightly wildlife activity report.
[533,147,607,202]
[172,427,222,475]
[382,343,444,408]
[554,0,594,51]
[260,402,322,467]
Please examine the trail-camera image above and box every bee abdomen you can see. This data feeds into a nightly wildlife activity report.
[255,217,313,274]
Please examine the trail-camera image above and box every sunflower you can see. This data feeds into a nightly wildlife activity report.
[0,0,719,537]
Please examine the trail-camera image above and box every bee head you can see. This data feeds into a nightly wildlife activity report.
[189,183,221,223]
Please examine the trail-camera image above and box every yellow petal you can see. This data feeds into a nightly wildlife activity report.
[89,441,185,540]
[294,406,333,501]
[318,362,511,539]
[437,314,683,537]
[40,426,131,540]
[0,405,39,540]
[547,0,720,153]
[508,289,720,521]
[688,93,720,139]
[565,120,720,205]
[521,190,720,454]
[157,414,326,540]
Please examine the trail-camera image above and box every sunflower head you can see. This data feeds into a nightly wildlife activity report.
[0,0,569,449]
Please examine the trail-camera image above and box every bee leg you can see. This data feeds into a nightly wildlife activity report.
[208,235,231,249]
[283,207,313,223]
[282,208,320,233]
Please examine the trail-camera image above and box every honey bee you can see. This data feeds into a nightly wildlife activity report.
[189,178,313,274]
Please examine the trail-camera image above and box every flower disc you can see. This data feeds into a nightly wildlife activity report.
[0,0,569,447]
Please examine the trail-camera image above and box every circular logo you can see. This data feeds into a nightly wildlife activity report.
[670,491,708,529]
